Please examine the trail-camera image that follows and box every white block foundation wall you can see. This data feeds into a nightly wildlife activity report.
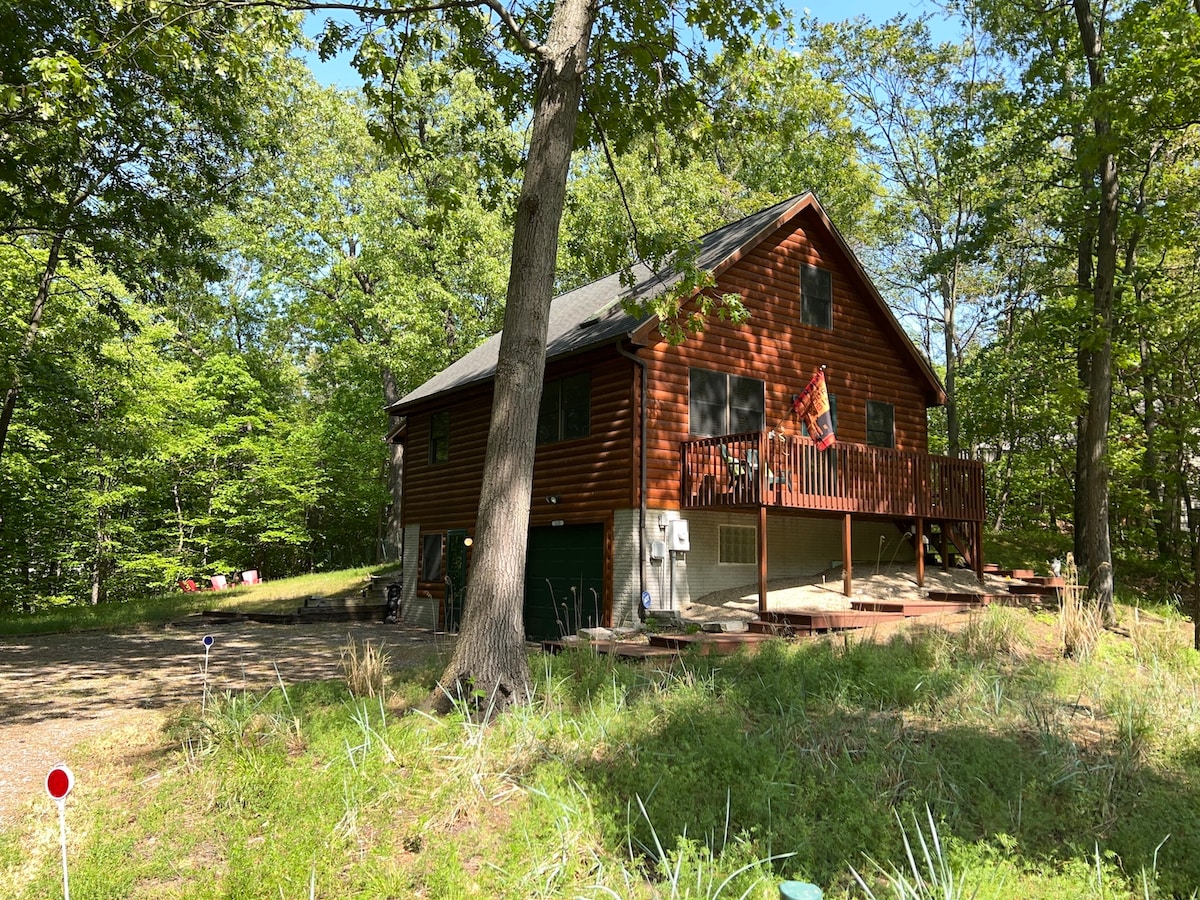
[630,508,916,612]
[400,523,439,630]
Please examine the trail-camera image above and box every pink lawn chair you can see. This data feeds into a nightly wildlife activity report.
[241,570,260,585]
[210,574,228,591]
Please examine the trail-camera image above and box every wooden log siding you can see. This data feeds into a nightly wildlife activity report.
[680,432,985,521]
[401,346,637,534]
[641,210,937,511]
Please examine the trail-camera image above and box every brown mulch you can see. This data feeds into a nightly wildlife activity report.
[0,619,450,829]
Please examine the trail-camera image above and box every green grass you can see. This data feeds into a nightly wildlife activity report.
[0,565,398,635]
[4,604,1200,897]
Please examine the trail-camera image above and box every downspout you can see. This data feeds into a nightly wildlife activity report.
[616,341,648,619]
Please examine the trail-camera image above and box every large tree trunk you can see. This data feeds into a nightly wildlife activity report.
[1074,0,1116,622]
[0,232,64,464]
[431,0,597,715]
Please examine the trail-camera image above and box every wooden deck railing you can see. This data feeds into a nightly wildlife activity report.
[680,431,984,521]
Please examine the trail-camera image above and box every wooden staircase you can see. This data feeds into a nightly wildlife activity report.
[538,565,1065,659]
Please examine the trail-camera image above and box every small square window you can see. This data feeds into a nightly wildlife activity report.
[867,400,895,449]
[801,264,832,330]
[719,525,758,565]
[429,411,449,464]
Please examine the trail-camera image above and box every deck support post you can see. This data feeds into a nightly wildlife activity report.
[758,504,768,616]
[975,520,984,581]
[842,513,852,598]
[915,517,924,588]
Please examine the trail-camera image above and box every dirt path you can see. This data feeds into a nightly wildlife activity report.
[0,619,451,829]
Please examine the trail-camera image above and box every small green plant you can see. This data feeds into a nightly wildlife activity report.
[851,806,985,900]
[340,636,390,698]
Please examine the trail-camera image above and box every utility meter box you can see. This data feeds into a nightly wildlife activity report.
[667,519,690,552]
[649,540,667,562]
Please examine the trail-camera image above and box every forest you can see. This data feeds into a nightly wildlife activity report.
[3,0,1200,614]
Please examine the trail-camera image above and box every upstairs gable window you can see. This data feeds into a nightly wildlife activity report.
[689,368,764,437]
[537,372,591,444]
[801,264,833,330]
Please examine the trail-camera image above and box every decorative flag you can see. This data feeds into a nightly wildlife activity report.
[792,369,836,451]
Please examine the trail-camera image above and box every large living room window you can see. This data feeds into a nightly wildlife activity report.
[537,371,591,444]
[689,368,764,437]
[801,263,833,330]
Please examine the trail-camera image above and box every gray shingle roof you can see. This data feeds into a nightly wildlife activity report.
[387,193,808,413]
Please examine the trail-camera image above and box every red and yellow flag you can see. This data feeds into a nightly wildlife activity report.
[793,369,836,450]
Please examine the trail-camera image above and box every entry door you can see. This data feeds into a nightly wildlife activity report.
[445,530,470,632]
[523,524,604,641]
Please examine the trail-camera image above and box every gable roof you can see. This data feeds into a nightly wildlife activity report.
[388,192,945,414]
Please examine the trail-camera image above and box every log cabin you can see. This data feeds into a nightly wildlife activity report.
[386,193,985,640]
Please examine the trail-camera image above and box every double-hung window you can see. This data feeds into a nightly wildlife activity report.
[537,372,591,444]
[801,264,833,330]
[689,369,764,437]
[866,400,895,449]
[429,411,450,464]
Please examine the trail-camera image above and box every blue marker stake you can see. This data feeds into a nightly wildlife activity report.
[201,635,214,715]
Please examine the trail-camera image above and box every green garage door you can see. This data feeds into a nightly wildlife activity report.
[524,524,604,641]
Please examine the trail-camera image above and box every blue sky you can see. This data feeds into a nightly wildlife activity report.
[303,0,957,88]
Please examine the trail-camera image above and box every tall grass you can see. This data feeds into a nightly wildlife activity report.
[4,606,1200,898]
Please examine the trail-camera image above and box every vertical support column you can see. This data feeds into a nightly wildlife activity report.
[758,504,768,616]
[975,520,985,581]
[915,517,925,588]
[842,513,853,598]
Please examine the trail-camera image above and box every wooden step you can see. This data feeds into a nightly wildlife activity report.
[540,640,678,659]
[756,609,904,633]
[851,599,978,616]
[1021,575,1065,588]
[647,632,775,655]
[925,591,1001,605]
[1008,568,1036,579]
[1005,582,1062,596]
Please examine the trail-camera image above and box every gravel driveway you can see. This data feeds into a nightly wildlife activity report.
[0,619,450,829]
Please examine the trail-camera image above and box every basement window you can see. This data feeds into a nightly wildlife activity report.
[719,525,757,565]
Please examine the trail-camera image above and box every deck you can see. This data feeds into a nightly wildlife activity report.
[680,431,984,520]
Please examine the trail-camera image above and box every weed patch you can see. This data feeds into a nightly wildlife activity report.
[6,606,1200,897]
